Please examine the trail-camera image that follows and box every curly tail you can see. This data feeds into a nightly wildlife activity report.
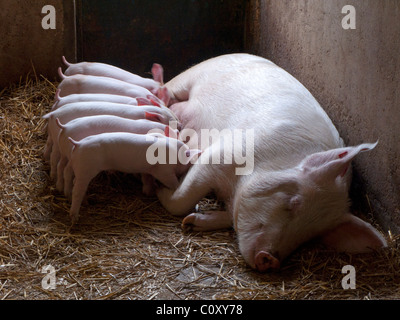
[62,55,71,67]
[58,67,66,80]
[68,137,79,152]
[50,89,61,110]
[55,88,61,101]
[55,117,66,130]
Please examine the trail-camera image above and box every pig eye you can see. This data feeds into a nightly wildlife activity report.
[251,223,264,233]
[286,195,302,212]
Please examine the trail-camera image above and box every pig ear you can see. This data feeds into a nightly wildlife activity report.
[145,112,165,123]
[156,87,171,106]
[137,97,152,106]
[321,214,387,253]
[151,63,164,84]
[146,94,163,107]
[301,142,378,183]
[164,126,179,139]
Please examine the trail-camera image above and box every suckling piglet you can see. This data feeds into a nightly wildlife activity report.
[65,132,201,223]
[57,69,153,99]
[50,89,140,111]
[56,115,178,194]
[62,56,163,94]
[43,91,147,161]
[43,101,180,180]
[43,90,172,161]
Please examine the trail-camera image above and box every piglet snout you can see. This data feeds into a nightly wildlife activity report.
[255,251,280,272]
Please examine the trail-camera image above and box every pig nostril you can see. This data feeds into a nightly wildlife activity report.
[255,251,280,272]
[262,256,270,265]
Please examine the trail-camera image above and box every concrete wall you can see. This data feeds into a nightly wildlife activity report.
[0,0,75,88]
[246,0,400,232]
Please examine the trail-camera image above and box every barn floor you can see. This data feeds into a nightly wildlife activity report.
[0,77,399,300]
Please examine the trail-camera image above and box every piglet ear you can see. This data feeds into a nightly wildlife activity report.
[164,126,179,139]
[137,97,152,106]
[301,142,378,183]
[321,214,387,253]
[156,87,170,106]
[151,63,164,84]
[145,112,165,123]
[146,94,163,107]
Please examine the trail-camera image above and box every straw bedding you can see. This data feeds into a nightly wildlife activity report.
[0,75,399,300]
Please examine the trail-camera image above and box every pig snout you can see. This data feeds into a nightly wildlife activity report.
[254,251,280,272]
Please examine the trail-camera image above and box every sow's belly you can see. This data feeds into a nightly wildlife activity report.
[165,53,342,153]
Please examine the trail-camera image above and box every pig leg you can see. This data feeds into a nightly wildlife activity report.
[156,147,217,216]
[50,146,61,180]
[141,173,157,196]
[63,162,74,199]
[70,176,92,223]
[154,171,180,190]
[182,210,232,232]
[69,166,99,223]
[43,136,52,161]
[56,157,68,192]
[156,170,210,216]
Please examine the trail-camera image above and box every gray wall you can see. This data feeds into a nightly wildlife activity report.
[0,0,75,88]
[246,0,400,232]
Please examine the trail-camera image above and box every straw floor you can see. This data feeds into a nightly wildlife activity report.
[0,76,399,300]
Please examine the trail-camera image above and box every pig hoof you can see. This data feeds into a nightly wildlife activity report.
[69,212,79,225]
[182,214,197,232]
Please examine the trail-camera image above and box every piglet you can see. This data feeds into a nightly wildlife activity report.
[57,70,154,99]
[62,56,163,94]
[56,115,178,194]
[43,101,180,180]
[43,91,151,161]
[66,132,200,223]
[50,89,140,111]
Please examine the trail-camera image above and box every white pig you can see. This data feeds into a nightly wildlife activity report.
[156,53,387,272]
[50,89,139,111]
[55,115,178,194]
[66,132,200,223]
[43,90,146,161]
[57,70,153,99]
[43,89,172,161]
[43,101,179,179]
[62,56,163,94]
